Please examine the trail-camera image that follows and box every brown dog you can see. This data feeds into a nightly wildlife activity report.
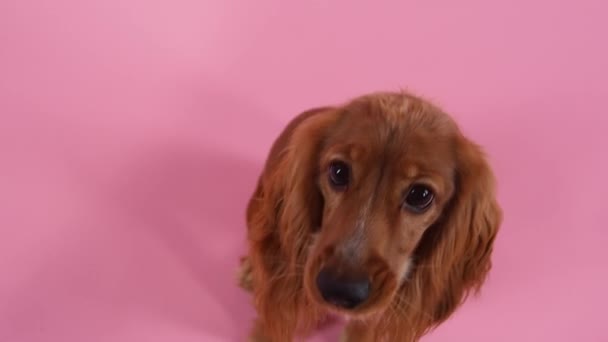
[238,92,502,341]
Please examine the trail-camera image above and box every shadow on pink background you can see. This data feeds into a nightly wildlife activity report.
[1,0,607,341]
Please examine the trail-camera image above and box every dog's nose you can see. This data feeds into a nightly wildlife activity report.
[316,267,370,309]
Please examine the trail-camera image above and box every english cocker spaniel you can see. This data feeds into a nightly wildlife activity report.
[238,91,502,341]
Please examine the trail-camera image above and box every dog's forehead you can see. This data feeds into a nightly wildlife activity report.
[324,94,457,164]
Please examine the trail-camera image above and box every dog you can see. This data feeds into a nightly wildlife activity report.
[238,91,502,341]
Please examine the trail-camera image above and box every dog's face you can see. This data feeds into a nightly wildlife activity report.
[293,94,495,318]
[247,92,500,338]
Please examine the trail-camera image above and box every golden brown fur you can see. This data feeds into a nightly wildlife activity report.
[239,92,502,341]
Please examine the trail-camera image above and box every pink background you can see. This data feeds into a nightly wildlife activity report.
[1,0,607,341]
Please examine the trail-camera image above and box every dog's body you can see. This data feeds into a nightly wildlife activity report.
[239,92,502,341]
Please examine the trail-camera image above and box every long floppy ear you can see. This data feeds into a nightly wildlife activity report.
[245,107,340,341]
[391,135,502,341]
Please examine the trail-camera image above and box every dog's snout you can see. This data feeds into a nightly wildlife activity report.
[316,267,370,309]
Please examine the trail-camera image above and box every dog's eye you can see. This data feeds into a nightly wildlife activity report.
[404,184,434,212]
[328,160,350,190]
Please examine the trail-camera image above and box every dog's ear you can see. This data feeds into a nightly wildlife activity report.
[247,106,339,255]
[449,137,502,293]
[397,135,502,340]
[245,107,339,340]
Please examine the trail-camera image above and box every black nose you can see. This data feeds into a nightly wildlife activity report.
[315,267,370,309]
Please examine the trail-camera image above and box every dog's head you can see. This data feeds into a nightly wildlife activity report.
[249,92,501,335]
